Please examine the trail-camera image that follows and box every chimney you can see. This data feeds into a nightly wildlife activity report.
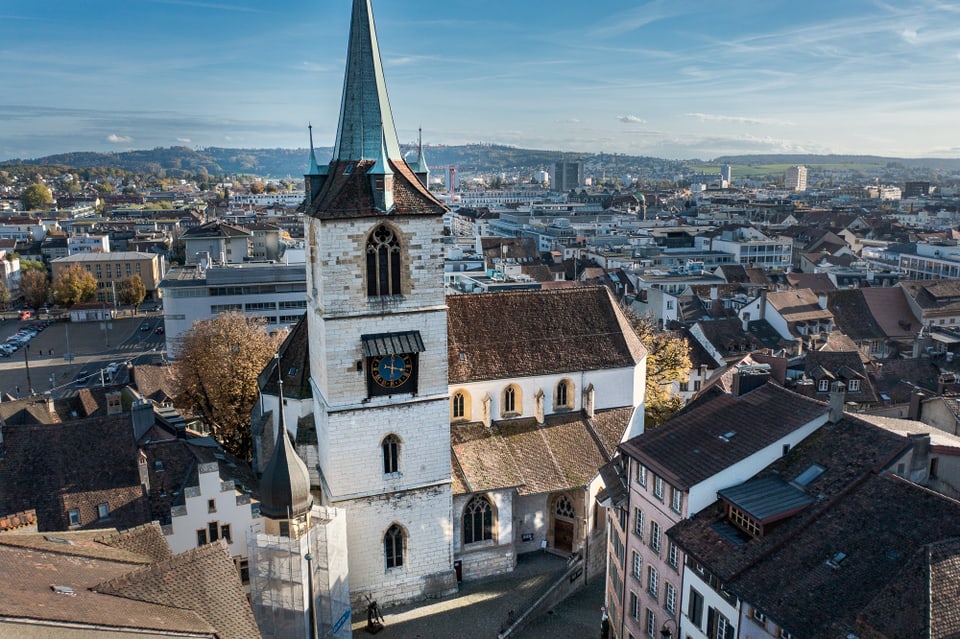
[584,384,596,419]
[106,391,123,416]
[908,390,925,421]
[137,449,150,492]
[131,400,155,442]
[759,288,768,320]
[710,286,719,301]
[699,364,708,383]
[732,365,770,397]
[828,381,846,423]
[818,293,828,310]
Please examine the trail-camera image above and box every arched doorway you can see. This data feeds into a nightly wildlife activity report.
[552,493,577,553]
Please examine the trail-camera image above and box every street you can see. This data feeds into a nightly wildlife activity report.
[0,312,166,399]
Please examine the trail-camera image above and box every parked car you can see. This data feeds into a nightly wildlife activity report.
[155,326,164,335]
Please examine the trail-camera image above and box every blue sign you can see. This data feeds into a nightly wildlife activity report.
[332,609,352,633]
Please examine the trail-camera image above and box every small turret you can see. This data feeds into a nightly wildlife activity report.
[409,127,430,188]
[305,123,328,203]
[259,357,313,538]
[368,134,395,212]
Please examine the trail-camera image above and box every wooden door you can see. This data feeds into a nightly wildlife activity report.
[554,519,574,552]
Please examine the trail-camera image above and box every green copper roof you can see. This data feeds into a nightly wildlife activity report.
[307,124,323,175]
[332,0,403,163]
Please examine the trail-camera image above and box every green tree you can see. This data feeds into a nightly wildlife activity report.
[628,311,692,428]
[20,259,45,272]
[116,275,146,311]
[173,312,286,460]
[21,183,54,210]
[20,270,50,310]
[52,265,97,307]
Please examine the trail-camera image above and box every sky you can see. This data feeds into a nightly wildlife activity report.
[3,0,960,161]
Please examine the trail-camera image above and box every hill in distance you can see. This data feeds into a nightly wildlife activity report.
[4,146,960,181]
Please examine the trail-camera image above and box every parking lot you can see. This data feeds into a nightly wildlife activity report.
[0,311,166,399]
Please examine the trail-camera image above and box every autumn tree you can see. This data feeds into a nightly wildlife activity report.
[628,311,692,428]
[173,312,286,460]
[116,275,146,311]
[21,183,54,210]
[249,182,266,194]
[20,270,50,310]
[52,265,97,307]
[0,280,10,308]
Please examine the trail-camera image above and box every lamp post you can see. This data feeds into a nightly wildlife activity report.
[23,343,33,396]
[660,618,678,639]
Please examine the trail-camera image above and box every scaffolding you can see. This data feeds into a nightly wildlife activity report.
[248,506,351,639]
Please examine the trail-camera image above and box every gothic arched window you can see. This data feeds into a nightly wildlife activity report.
[463,495,495,545]
[384,524,405,569]
[366,225,402,297]
[555,379,574,410]
[382,434,400,475]
[502,385,521,416]
[452,391,467,420]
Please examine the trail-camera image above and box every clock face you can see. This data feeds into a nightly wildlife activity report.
[371,354,413,388]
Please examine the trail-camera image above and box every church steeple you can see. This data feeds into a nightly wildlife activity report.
[333,0,403,163]
[259,356,313,533]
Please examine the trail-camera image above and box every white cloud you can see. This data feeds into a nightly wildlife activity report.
[107,134,133,143]
[177,137,192,143]
[901,28,919,43]
[618,115,646,124]
[685,113,795,127]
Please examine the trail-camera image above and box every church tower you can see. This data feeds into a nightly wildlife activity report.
[303,0,456,607]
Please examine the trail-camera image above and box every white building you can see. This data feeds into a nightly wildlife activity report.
[67,233,110,255]
[158,262,307,357]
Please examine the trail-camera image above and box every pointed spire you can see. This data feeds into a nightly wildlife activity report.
[410,127,430,187]
[333,0,403,163]
[259,353,313,523]
[307,123,322,175]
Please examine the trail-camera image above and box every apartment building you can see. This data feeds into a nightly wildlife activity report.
[51,251,164,303]
[604,371,830,639]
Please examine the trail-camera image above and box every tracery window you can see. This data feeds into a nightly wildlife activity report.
[366,225,401,297]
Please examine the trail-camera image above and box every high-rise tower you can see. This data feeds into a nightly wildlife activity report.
[303,0,456,607]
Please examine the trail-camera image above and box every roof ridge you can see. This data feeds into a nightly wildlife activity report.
[94,539,230,596]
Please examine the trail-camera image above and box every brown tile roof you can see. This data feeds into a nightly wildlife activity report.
[796,350,879,403]
[0,542,215,635]
[451,422,525,494]
[728,475,960,639]
[826,289,887,341]
[0,415,150,532]
[94,540,261,639]
[861,286,918,339]
[900,279,960,316]
[873,358,941,403]
[131,363,178,403]
[785,272,837,293]
[856,538,960,639]
[447,287,646,383]
[450,407,632,496]
[94,522,175,564]
[307,159,446,220]
[620,383,828,490]
[766,288,834,324]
